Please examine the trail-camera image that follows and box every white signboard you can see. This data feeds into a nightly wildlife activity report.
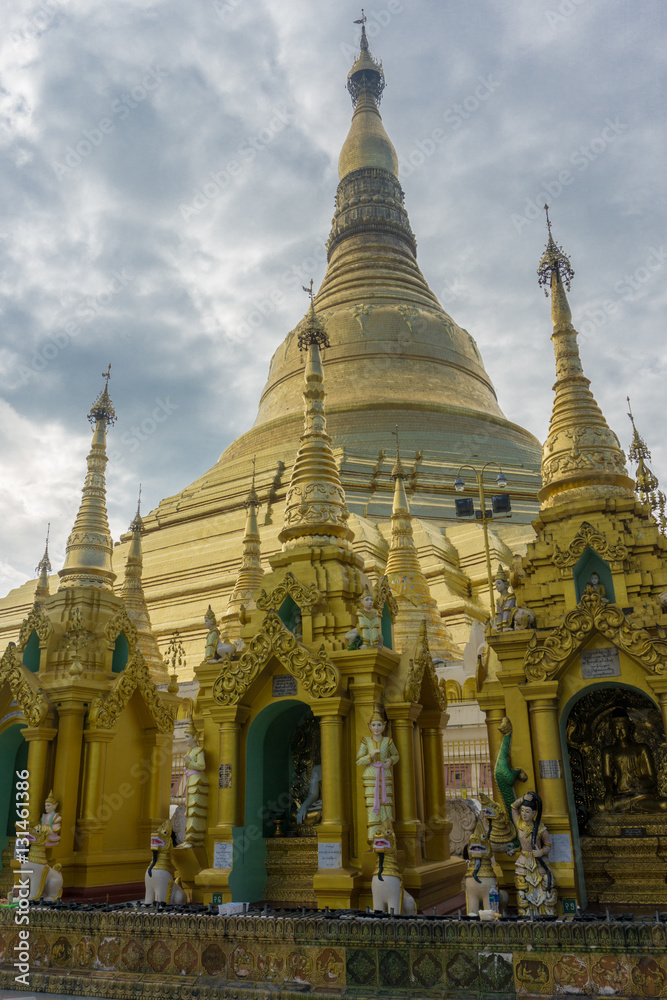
[318,842,342,870]
[581,647,621,679]
[213,841,234,869]
[549,833,573,863]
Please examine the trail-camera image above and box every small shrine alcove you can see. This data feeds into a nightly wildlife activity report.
[573,548,614,603]
[562,683,667,909]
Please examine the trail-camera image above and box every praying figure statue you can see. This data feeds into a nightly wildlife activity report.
[346,590,383,650]
[41,790,61,848]
[181,720,209,847]
[599,708,667,813]
[356,706,399,839]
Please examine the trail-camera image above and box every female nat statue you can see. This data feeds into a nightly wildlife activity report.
[356,707,399,839]
[182,720,209,848]
[511,790,557,916]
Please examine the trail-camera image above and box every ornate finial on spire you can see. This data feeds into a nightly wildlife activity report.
[35,523,52,577]
[298,281,330,353]
[347,12,385,106]
[627,397,666,530]
[537,204,575,296]
[88,364,116,426]
[391,425,406,479]
[244,456,260,509]
[34,523,52,601]
[129,485,142,533]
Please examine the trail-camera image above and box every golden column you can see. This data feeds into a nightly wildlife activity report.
[51,701,88,857]
[477,689,506,805]
[143,731,173,834]
[78,729,115,853]
[522,681,569,820]
[418,709,450,862]
[313,696,351,849]
[647,678,667,737]
[22,726,57,826]
[385,703,422,868]
[213,706,250,835]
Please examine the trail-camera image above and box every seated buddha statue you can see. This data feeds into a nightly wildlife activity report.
[599,708,667,813]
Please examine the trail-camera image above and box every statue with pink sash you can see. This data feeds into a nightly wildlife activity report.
[356,706,399,839]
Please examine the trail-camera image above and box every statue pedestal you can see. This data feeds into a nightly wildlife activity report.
[264,837,318,906]
[581,813,667,907]
[171,845,208,901]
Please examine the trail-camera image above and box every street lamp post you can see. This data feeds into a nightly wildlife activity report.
[453,462,510,622]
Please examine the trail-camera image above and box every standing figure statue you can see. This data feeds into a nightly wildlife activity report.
[493,565,517,630]
[346,590,383,650]
[204,606,222,662]
[182,720,209,848]
[356,706,399,839]
[41,790,61,848]
[511,791,557,916]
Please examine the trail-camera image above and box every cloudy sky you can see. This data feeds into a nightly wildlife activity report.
[1,0,665,593]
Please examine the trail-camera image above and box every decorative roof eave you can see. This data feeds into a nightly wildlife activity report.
[0,643,51,726]
[551,521,629,569]
[87,648,174,733]
[523,589,667,682]
[392,619,447,710]
[374,575,398,619]
[212,611,340,706]
[17,602,53,650]
[256,572,322,614]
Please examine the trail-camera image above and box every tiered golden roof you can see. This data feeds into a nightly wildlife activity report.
[627,398,666,531]
[34,525,52,603]
[58,369,117,590]
[537,211,635,508]
[384,434,461,661]
[121,493,169,683]
[226,460,265,614]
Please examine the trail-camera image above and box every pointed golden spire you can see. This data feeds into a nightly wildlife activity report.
[58,367,117,590]
[34,523,52,602]
[537,209,635,508]
[279,290,353,549]
[627,398,666,530]
[227,457,265,613]
[385,429,461,661]
[121,487,168,682]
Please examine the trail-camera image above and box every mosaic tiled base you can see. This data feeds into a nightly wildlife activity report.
[2,908,667,998]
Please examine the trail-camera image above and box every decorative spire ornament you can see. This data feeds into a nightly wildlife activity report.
[627,397,666,531]
[537,211,635,508]
[58,368,117,590]
[34,524,52,602]
[279,288,352,550]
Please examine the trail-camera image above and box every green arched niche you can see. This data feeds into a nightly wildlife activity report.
[22,631,41,673]
[574,548,614,603]
[112,632,129,673]
[0,724,28,869]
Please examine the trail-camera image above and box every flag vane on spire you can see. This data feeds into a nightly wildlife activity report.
[537,204,575,296]
[298,279,330,353]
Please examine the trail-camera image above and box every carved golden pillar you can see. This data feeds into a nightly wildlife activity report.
[78,729,115,853]
[647,678,667,737]
[385,703,422,868]
[312,697,351,860]
[51,701,87,857]
[22,726,57,826]
[209,705,249,839]
[419,709,450,862]
[522,681,569,820]
[477,688,506,804]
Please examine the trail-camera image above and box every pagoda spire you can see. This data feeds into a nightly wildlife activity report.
[384,428,461,661]
[279,291,353,549]
[34,523,52,602]
[58,367,117,590]
[537,208,635,508]
[227,457,265,613]
[121,487,168,682]
[627,398,666,530]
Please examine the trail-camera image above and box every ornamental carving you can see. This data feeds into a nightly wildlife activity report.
[542,427,627,486]
[283,483,350,528]
[256,572,322,614]
[373,576,398,618]
[524,590,667,682]
[17,602,52,649]
[0,643,50,726]
[552,521,629,569]
[404,621,447,710]
[212,611,339,706]
[87,648,174,733]
[103,608,138,650]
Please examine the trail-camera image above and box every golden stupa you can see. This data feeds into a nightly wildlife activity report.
[0,24,542,675]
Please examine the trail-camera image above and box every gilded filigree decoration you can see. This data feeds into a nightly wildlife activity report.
[87,649,174,733]
[0,643,50,726]
[552,521,629,569]
[524,590,667,682]
[404,620,447,709]
[256,572,322,614]
[542,426,627,486]
[212,611,339,706]
[373,575,398,618]
[17,602,52,649]
[103,608,138,649]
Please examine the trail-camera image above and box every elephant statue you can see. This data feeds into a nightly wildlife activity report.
[144,819,187,905]
[19,826,63,901]
[370,823,416,915]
